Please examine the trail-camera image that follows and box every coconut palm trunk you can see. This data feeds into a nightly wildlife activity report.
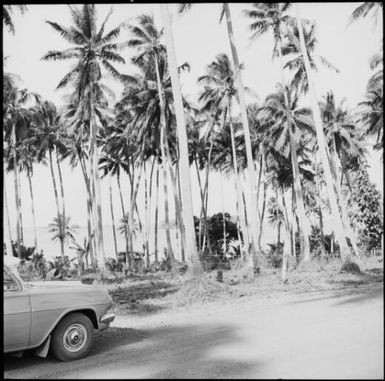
[294,4,350,261]
[169,163,187,262]
[160,4,203,276]
[116,174,129,266]
[228,102,249,257]
[55,147,66,240]
[4,181,14,256]
[153,50,175,264]
[223,3,260,271]
[109,177,118,260]
[26,164,38,248]
[277,35,311,262]
[329,137,360,256]
[154,164,160,264]
[79,155,96,268]
[49,149,64,262]
[12,124,22,259]
[89,89,105,271]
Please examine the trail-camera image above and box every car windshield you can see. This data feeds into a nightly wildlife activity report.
[4,263,32,290]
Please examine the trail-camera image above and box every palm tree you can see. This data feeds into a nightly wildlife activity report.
[3,79,39,258]
[321,92,367,256]
[3,5,27,34]
[347,2,383,27]
[48,215,79,260]
[178,3,261,273]
[267,196,285,251]
[42,4,131,270]
[126,14,178,264]
[260,83,314,261]
[358,87,383,154]
[279,19,339,94]
[32,100,68,262]
[294,4,351,261]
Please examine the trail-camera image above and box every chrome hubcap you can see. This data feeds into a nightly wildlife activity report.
[63,324,87,352]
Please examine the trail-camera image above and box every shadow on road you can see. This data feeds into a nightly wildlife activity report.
[332,287,383,307]
[4,323,258,379]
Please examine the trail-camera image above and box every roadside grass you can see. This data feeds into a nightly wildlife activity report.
[106,255,383,315]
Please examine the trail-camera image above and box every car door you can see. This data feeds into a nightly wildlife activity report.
[4,267,31,352]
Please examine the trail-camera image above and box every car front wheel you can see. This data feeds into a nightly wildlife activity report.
[51,312,95,361]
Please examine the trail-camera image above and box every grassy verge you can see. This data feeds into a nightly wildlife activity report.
[106,255,383,316]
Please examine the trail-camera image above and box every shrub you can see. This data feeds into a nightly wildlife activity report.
[265,243,284,268]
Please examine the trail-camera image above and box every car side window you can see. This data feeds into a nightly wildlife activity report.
[4,269,19,292]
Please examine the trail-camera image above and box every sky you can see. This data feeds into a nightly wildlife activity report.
[3,3,383,237]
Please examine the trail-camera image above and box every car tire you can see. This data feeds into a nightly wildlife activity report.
[51,312,95,361]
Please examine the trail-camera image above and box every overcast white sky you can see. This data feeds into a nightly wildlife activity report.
[3,2,383,231]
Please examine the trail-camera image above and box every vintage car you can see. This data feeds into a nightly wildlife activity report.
[4,259,115,362]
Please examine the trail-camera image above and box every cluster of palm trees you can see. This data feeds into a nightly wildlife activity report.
[3,3,383,278]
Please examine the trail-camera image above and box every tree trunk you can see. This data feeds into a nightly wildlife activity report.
[4,181,14,256]
[220,174,226,256]
[289,131,311,262]
[109,177,118,260]
[12,124,22,258]
[146,157,156,267]
[49,149,64,262]
[79,154,96,269]
[224,3,260,272]
[154,48,175,265]
[228,103,249,259]
[56,147,66,242]
[161,4,204,277]
[89,89,105,271]
[329,137,360,257]
[154,164,160,264]
[294,4,350,261]
[27,164,38,248]
[117,174,129,267]
[169,163,187,263]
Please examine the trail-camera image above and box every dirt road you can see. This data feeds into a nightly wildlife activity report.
[4,285,383,379]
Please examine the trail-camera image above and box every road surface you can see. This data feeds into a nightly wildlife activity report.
[4,285,383,379]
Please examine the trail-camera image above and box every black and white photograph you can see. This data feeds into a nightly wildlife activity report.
[3,2,383,379]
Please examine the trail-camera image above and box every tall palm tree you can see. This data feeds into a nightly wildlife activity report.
[3,5,27,34]
[42,4,131,270]
[321,92,367,256]
[126,14,177,264]
[178,3,261,272]
[294,4,351,261]
[260,84,314,261]
[3,80,39,257]
[33,100,68,261]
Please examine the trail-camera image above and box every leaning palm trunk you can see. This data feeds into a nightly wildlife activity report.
[220,174,227,256]
[294,4,350,261]
[109,177,118,260]
[12,124,22,258]
[161,4,203,276]
[223,3,260,271]
[329,138,360,257]
[27,164,38,248]
[49,149,64,262]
